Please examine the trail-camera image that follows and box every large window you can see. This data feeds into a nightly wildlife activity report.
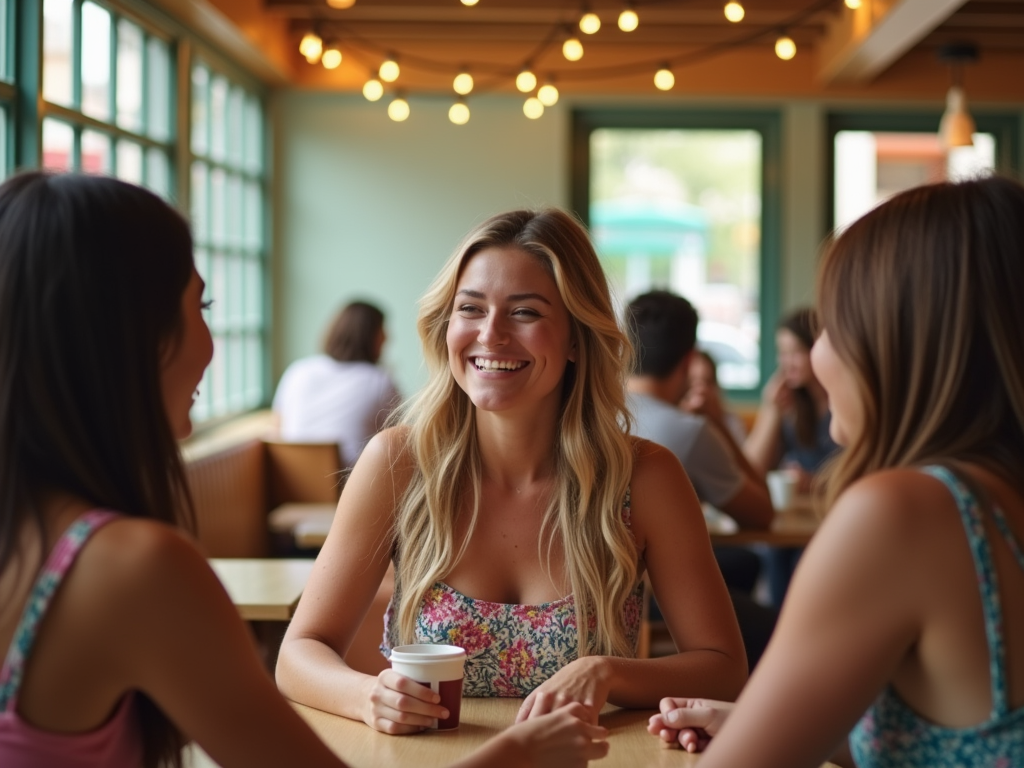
[23,0,272,424]
[828,112,1020,232]
[573,110,781,393]
[189,61,266,421]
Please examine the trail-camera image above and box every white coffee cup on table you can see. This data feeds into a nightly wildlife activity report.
[767,469,798,511]
[389,644,467,730]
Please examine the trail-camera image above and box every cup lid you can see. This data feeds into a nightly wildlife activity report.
[390,644,466,662]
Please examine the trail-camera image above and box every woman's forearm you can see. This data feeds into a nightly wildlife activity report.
[743,406,783,477]
[603,650,747,709]
[276,636,377,722]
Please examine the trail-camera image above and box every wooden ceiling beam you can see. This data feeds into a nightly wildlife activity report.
[817,0,970,84]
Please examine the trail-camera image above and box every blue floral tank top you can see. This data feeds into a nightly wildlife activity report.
[380,490,644,697]
[848,465,1024,768]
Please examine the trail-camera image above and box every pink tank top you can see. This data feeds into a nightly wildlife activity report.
[0,510,144,767]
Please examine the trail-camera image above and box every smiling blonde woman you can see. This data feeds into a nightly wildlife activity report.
[276,208,746,736]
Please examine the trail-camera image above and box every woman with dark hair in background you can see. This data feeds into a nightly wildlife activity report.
[743,307,840,606]
[274,300,401,470]
[0,173,608,768]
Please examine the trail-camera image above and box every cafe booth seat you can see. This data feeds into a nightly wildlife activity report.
[181,413,390,675]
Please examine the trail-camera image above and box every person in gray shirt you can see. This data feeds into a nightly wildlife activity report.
[625,291,776,669]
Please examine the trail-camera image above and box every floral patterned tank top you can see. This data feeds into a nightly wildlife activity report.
[380,491,645,697]
[849,466,1024,768]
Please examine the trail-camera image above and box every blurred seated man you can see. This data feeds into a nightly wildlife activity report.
[625,290,776,669]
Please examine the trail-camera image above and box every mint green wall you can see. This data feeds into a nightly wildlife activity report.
[272,93,569,396]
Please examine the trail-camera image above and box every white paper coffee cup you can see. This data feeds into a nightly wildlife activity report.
[767,469,797,511]
[390,644,466,730]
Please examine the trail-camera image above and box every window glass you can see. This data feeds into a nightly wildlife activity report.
[146,36,171,141]
[0,0,9,82]
[191,161,210,242]
[116,19,144,132]
[116,140,143,183]
[191,66,209,156]
[43,0,74,107]
[80,2,112,121]
[145,146,170,197]
[42,118,74,170]
[81,129,111,173]
[244,95,262,174]
[834,130,996,231]
[590,128,763,389]
[210,75,228,163]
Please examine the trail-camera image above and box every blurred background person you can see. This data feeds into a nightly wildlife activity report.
[682,350,748,448]
[273,301,400,471]
[743,307,839,607]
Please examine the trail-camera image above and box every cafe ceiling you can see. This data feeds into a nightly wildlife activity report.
[219,0,1024,99]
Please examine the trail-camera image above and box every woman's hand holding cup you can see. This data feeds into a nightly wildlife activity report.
[364,667,452,734]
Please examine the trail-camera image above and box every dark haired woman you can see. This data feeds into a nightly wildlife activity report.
[743,308,839,606]
[273,300,400,470]
[650,176,1024,768]
[0,172,608,768]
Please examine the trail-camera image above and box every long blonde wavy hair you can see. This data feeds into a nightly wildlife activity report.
[817,176,1024,509]
[391,208,638,657]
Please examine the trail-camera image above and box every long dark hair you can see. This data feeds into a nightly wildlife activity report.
[0,172,195,767]
[778,307,818,448]
[818,176,1024,509]
[322,300,385,363]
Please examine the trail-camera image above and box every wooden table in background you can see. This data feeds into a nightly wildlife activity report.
[209,558,315,621]
[295,698,841,768]
[707,495,822,548]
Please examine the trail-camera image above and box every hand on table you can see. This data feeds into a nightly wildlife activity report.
[363,668,449,734]
[647,697,734,753]
[502,703,610,767]
[516,656,612,725]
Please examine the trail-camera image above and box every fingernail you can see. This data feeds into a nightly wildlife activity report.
[666,710,680,724]
[441,710,450,719]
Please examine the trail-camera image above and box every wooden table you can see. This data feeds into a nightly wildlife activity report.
[209,558,315,621]
[295,697,840,768]
[268,502,335,549]
[706,496,821,548]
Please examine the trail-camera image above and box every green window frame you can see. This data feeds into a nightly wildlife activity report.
[571,108,783,394]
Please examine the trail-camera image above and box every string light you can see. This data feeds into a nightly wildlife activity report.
[299,31,323,63]
[537,83,559,106]
[618,3,639,32]
[523,97,544,120]
[362,78,384,101]
[453,71,474,95]
[388,95,410,122]
[563,37,584,62]
[579,11,601,35]
[775,35,796,60]
[449,99,470,125]
[379,57,400,82]
[724,2,745,23]
[516,69,537,92]
[321,43,342,70]
[844,0,862,7]
[325,0,356,8]
[653,66,675,91]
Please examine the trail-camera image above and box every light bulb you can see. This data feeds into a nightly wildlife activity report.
[453,72,474,95]
[775,36,796,60]
[654,68,675,91]
[563,37,584,62]
[523,97,544,120]
[321,46,342,70]
[362,78,383,101]
[388,97,409,122]
[724,2,744,22]
[844,0,862,7]
[537,84,559,106]
[326,0,356,8]
[618,9,639,32]
[516,69,537,92]
[461,0,479,5]
[379,59,400,82]
[449,101,470,125]
[580,12,601,35]
[299,32,323,59]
